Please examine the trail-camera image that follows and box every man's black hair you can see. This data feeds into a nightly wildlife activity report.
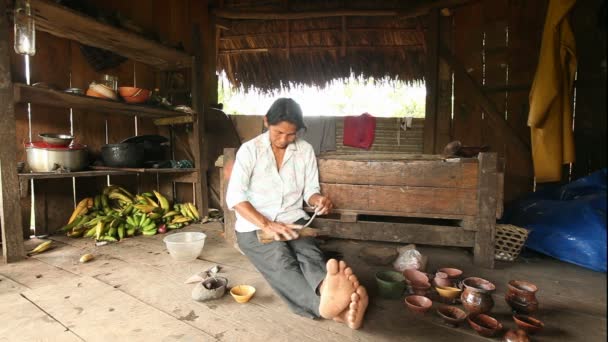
[265,98,306,131]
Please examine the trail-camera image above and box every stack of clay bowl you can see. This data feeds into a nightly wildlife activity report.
[403,269,431,296]
[433,267,464,304]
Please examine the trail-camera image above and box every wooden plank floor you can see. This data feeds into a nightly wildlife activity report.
[1,222,605,341]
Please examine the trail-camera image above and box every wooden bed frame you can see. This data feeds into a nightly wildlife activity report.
[221,149,503,268]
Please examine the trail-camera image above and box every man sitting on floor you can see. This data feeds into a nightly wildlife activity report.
[226,98,368,329]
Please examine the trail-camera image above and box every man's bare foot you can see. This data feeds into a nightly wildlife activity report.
[332,286,368,330]
[347,286,368,330]
[319,259,357,319]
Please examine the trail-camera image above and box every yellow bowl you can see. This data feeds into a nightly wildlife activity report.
[230,285,256,303]
[435,285,462,299]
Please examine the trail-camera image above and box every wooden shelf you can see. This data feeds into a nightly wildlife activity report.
[31,0,192,70]
[19,168,198,180]
[14,84,194,119]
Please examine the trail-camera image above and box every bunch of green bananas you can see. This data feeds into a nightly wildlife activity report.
[61,185,202,242]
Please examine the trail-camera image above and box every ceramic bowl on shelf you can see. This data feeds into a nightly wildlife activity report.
[86,82,118,100]
[118,86,151,104]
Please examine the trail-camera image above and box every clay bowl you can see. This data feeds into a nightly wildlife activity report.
[437,267,463,279]
[411,282,431,296]
[118,86,151,104]
[504,329,530,342]
[436,305,467,327]
[512,314,544,334]
[403,269,429,287]
[191,276,228,302]
[404,295,432,314]
[467,313,503,337]
[433,277,453,288]
[462,276,496,292]
[435,285,463,300]
[87,83,118,100]
[229,285,256,303]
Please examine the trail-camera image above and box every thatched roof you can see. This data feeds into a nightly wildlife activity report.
[214,0,465,91]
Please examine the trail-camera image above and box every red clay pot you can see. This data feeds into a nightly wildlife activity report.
[460,277,496,314]
[505,280,539,314]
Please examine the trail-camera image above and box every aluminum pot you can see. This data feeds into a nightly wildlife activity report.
[25,142,88,172]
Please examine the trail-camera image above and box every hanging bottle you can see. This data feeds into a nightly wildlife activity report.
[14,0,36,56]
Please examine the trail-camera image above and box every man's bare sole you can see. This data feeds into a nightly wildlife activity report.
[319,259,358,319]
[332,286,368,330]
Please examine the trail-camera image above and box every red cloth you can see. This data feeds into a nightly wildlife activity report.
[342,113,376,149]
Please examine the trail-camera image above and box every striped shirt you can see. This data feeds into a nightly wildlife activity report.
[226,131,320,232]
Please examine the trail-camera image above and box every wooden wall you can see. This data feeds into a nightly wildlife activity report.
[430,0,606,203]
[9,0,214,236]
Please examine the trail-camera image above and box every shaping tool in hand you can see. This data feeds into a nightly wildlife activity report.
[301,208,319,229]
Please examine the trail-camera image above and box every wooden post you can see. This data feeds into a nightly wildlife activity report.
[474,152,497,268]
[191,25,209,216]
[0,0,26,262]
[423,9,439,154]
[220,148,238,250]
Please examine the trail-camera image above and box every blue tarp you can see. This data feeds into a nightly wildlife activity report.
[502,169,607,272]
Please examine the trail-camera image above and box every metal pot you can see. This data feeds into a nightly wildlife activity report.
[101,143,145,167]
[121,135,169,162]
[25,142,88,172]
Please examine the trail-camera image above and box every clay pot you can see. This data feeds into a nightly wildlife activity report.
[503,329,530,342]
[467,313,503,337]
[460,277,496,314]
[505,280,539,314]
[512,314,544,335]
[436,305,467,327]
[404,295,432,314]
[437,267,463,279]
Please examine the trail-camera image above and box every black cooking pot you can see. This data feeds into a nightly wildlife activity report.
[101,143,145,167]
[121,135,169,162]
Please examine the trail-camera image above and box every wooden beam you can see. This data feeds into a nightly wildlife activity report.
[423,9,440,154]
[0,0,26,262]
[191,26,209,216]
[218,45,423,55]
[439,44,530,153]
[213,1,475,20]
[313,218,476,247]
[220,148,238,248]
[153,116,194,126]
[220,28,425,40]
[473,152,497,268]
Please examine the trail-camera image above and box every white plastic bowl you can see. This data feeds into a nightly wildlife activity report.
[163,232,206,262]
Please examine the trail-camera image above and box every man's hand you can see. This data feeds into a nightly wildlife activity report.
[262,221,300,241]
[313,195,333,215]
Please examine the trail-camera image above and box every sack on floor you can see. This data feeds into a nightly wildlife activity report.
[502,168,607,272]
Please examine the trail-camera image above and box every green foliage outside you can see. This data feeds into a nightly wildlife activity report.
[218,72,426,118]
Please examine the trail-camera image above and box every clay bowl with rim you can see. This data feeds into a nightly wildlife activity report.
[435,285,463,300]
[436,305,467,327]
[87,83,118,100]
[229,285,256,303]
[512,314,544,334]
[118,86,151,104]
[467,313,503,337]
[403,269,429,287]
[437,267,463,279]
[462,276,496,292]
[404,295,432,314]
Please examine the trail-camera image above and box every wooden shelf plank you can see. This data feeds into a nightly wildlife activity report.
[31,0,191,70]
[89,166,198,174]
[19,168,198,180]
[14,84,194,119]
